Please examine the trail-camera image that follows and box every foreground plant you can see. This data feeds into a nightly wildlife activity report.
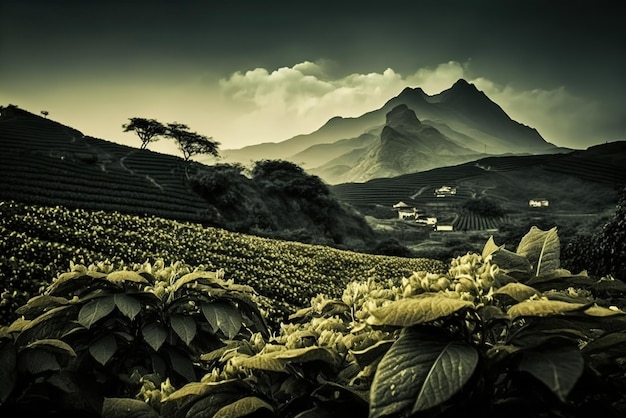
[0,259,268,416]
[1,227,625,417]
[169,226,626,417]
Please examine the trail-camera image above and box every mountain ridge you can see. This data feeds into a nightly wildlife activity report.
[220,79,564,183]
[318,104,483,183]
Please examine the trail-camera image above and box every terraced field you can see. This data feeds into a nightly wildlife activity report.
[332,144,626,231]
[0,199,446,329]
[0,106,210,223]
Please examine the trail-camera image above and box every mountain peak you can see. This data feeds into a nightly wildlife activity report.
[386,104,421,127]
[446,78,481,97]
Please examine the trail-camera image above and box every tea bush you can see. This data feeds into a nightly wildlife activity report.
[3,226,624,417]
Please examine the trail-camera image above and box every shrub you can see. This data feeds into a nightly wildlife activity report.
[0,259,268,415]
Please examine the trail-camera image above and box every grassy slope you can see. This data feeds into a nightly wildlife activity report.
[0,106,375,249]
[0,200,446,329]
[0,106,211,223]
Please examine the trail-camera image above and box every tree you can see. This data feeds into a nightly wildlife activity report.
[122,117,167,149]
[40,110,49,118]
[165,123,220,162]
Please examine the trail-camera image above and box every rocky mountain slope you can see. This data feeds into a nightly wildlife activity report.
[221,79,565,183]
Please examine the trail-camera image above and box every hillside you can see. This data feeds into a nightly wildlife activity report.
[331,141,626,235]
[0,105,374,248]
[0,199,446,328]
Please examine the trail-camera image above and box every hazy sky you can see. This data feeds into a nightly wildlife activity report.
[1,0,624,157]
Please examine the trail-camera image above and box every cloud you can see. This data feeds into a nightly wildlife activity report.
[219,61,408,143]
[406,61,468,94]
[218,60,603,149]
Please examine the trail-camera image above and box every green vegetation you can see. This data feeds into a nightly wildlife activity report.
[0,108,378,249]
[122,118,168,150]
[190,160,376,247]
[1,227,625,416]
[122,118,219,161]
[0,200,445,328]
[563,184,626,282]
[164,122,219,162]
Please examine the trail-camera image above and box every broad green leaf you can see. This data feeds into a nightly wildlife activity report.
[47,273,108,297]
[288,306,314,321]
[493,282,540,302]
[527,269,593,289]
[179,379,251,417]
[0,342,16,403]
[482,235,503,259]
[142,322,168,351]
[491,248,532,276]
[107,270,149,284]
[507,299,586,319]
[20,349,61,374]
[164,379,247,401]
[25,338,77,357]
[89,334,117,365]
[15,294,70,317]
[102,397,160,418]
[114,293,141,320]
[47,372,78,394]
[213,396,274,418]
[582,332,626,355]
[202,302,242,339]
[165,381,210,401]
[516,226,560,276]
[370,328,479,417]
[350,340,394,368]
[230,351,287,372]
[78,296,116,329]
[15,305,77,346]
[518,345,583,402]
[584,305,625,317]
[170,315,197,346]
[367,295,473,327]
[167,348,196,382]
[172,271,219,292]
[276,346,340,366]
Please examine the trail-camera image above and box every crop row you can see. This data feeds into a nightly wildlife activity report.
[453,213,509,231]
[331,165,483,206]
[0,200,447,327]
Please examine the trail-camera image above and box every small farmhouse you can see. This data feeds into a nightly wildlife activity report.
[393,201,418,220]
[434,185,457,197]
[435,224,454,232]
[529,198,549,208]
[416,216,437,225]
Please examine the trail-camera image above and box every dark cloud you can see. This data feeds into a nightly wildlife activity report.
[1,0,624,148]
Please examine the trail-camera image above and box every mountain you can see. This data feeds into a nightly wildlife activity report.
[312,104,482,183]
[220,79,565,182]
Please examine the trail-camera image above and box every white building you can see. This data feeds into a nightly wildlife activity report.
[529,198,549,207]
[434,185,457,197]
[393,201,418,220]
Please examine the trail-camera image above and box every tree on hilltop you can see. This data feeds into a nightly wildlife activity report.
[122,117,167,150]
[165,123,220,162]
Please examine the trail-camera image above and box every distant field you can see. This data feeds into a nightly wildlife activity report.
[333,149,626,233]
[0,200,446,329]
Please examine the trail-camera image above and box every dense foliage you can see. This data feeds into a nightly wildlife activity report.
[0,200,445,328]
[190,160,376,246]
[461,196,505,217]
[1,227,625,417]
[563,184,626,282]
